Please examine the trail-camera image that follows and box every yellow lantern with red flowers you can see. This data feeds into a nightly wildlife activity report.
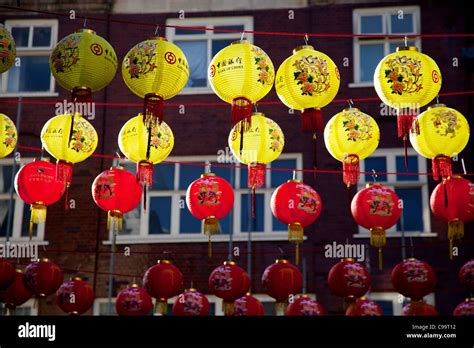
[0,24,16,74]
[0,114,17,159]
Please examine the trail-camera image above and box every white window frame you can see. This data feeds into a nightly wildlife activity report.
[350,6,421,87]
[353,148,436,239]
[165,16,254,95]
[369,291,435,315]
[0,298,38,316]
[1,19,59,97]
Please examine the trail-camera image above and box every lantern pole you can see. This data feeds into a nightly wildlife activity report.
[106,157,119,315]
[400,207,407,261]
[247,188,253,284]
[302,256,307,294]
[227,162,234,261]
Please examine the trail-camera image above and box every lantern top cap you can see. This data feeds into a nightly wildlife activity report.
[275,259,289,264]
[71,276,82,281]
[251,112,265,117]
[396,46,418,52]
[343,107,360,112]
[342,257,355,262]
[465,298,474,302]
[147,36,168,42]
[231,39,249,45]
[129,283,140,288]
[427,103,446,110]
[293,45,314,54]
[288,179,302,183]
[157,259,172,264]
[223,260,236,266]
[365,182,381,188]
[405,257,418,262]
[201,173,216,178]
[75,28,96,35]
[185,288,198,292]
[245,292,252,296]
[38,258,49,262]
[109,166,124,170]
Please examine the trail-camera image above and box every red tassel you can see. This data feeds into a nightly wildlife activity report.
[312,133,317,181]
[432,155,452,181]
[71,87,92,103]
[301,108,324,132]
[232,97,252,129]
[143,93,164,127]
[137,161,154,187]
[397,109,419,139]
[342,154,359,187]
[56,160,73,186]
[248,163,265,189]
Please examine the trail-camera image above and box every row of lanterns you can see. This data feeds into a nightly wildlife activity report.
[1,257,473,316]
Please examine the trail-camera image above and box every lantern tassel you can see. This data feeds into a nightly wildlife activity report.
[231,97,252,129]
[143,93,164,128]
[222,301,234,316]
[71,86,92,103]
[137,161,154,211]
[448,219,464,260]
[275,301,287,316]
[397,109,419,139]
[29,203,47,241]
[203,217,220,258]
[56,160,73,208]
[108,211,123,253]
[248,163,265,190]
[288,223,304,265]
[370,227,386,270]
[301,108,324,132]
[432,155,452,181]
[312,133,317,180]
[154,300,168,315]
[342,154,360,187]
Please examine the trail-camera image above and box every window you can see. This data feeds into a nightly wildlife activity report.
[354,148,436,238]
[1,19,58,96]
[351,7,421,86]
[0,299,38,315]
[369,292,435,315]
[165,17,254,94]
[108,153,302,244]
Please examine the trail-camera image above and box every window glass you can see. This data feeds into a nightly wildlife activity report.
[152,164,175,190]
[396,155,419,181]
[32,27,51,47]
[270,159,296,187]
[7,56,51,92]
[149,197,172,234]
[390,13,413,33]
[364,156,387,182]
[395,187,423,231]
[360,15,383,34]
[11,27,29,47]
[241,193,264,232]
[359,43,384,82]
[175,40,207,88]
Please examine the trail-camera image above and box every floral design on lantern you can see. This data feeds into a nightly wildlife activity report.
[342,110,374,142]
[51,34,81,72]
[391,258,436,301]
[115,284,152,316]
[172,289,210,316]
[384,55,423,95]
[234,293,265,316]
[432,109,461,137]
[0,24,16,73]
[253,47,273,85]
[459,260,474,293]
[124,41,158,78]
[293,55,330,96]
[0,114,17,159]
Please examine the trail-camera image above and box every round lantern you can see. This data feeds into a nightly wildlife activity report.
[23,258,64,298]
[115,283,153,316]
[453,298,474,316]
[276,45,340,132]
[285,295,325,316]
[410,104,470,181]
[324,107,380,187]
[430,177,474,259]
[271,180,322,264]
[0,259,15,290]
[401,300,438,316]
[50,28,117,101]
[91,167,142,247]
[118,114,174,194]
[234,293,265,316]
[14,160,66,239]
[0,24,16,73]
[122,37,189,127]
[328,258,371,304]
[0,113,17,159]
[172,288,210,316]
[351,183,402,269]
[374,46,441,142]
[209,40,274,127]
[345,298,382,316]
[56,277,95,315]
[209,261,250,315]
[143,260,183,315]
[0,270,32,313]
[391,258,436,301]
[186,173,234,256]
[262,259,303,315]
[459,259,474,293]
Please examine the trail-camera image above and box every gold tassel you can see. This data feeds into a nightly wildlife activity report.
[203,216,219,258]
[154,299,168,315]
[222,302,234,316]
[108,210,123,253]
[30,203,47,241]
[275,301,287,316]
[448,219,463,260]
[370,227,386,270]
[288,223,304,265]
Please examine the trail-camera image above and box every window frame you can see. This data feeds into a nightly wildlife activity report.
[369,291,435,315]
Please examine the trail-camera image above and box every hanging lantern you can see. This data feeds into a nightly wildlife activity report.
[234,293,265,316]
[118,114,174,197]
[0,259,15,290]
[172,288,210,316]
[209,261,250,316]
[270,180,322,264]
[14,160,66,239]
[374,46,441,147]
[143,260,183,315]
[209,40,274,127]
[262,259,303,315]
[453,298,474,316]
[0,113,17,159]
[430,177,474,259]
[345,298,382,316]
[186,173,234,257]
[0,270,32,314]
[50,28,117,101]
[23,258,64,298]
[401,301,438,316]
[91,167,142,248]
[115,284,153,316]
[285,295,325,316]
[410,104,470,181]
[351,183,402,269]
[459,259,474,293]
[391,258,436,301]
[122,37,189,127]
[0,24,16,74]
[324,107,380,187]
[328,258,371,306]
[56,277,95,315]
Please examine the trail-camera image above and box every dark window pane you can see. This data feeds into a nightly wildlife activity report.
[240,168,248,189]
[262,301,275,315]
[390,13,414,34]
[374,299,394,315]
[149,197,171,234]
[219,213,231,235]
[396,156,419,181]
[241,193,264,232]
[1,165,14,193]
[209,303,215,315]
[11,27,29,47]
[0,200,13,237]
[395,187,423,231]
[359,44,384,82]
[32,27,51,47]
[180,196,201,233]
[21,205,38,237]
[212,39,233,56]
[152,164,175,190]
[270,159,296,187]
[175,40,207,88]
[214,25,244,33]
[272,215,287,231]
[123,206,140,235]
[210,162,232,184]
[179,164,204,190]
[360,15,383,34]
[7,56,51,92]
[364,156,387,182]
[121,163,136,174]
[175,28,206,35]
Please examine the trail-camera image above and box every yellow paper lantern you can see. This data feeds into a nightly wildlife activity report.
[275,45,340,132]
[209,40,274,126]
[324,108,380,187]
[410,104,470,181]
[0,24,16,73]
[374,46,441,141]
[0,113,17,159]
[122,37,189,127]
[50,29,118,100]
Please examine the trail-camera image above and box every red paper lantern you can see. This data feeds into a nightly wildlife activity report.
[92,167,142,248]
[143,259,183,315]
[234,293,265,316]
[23,258,64,298]
[271,180,322,264]
[285,295,325,316]
[14,159,66,239]
[459,259,474,292]
[0,270,32,312]
[209,261,250,315]
[56,277,95,315]
[402,301,438,316]
[116,284,153,316]
[0,259,15,290]
[345,298,382,316]
[430,177,474,259]
[328,258,371,303]
[453,298,474,316]
[351,183,402,269]
[391,258,436,301]
[172,288,210,316]
[186,173,234,256]
[262,259,302,315]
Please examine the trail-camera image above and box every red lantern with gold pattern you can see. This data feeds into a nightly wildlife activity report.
[402,301,438,316]
[0,270,32,313]
[56,277,95,315]
[453,298,474,316]
[459,259,474,292]
[23,258,64,298]
[391,258,436,301]
[172,288,210,316]
[285,295,325,316]
[345,298,382,316]
[0,259,15,290]
[328,258,371,303]
[234,293,265,316]
[116,284,153,316]
[209,261,250,315]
